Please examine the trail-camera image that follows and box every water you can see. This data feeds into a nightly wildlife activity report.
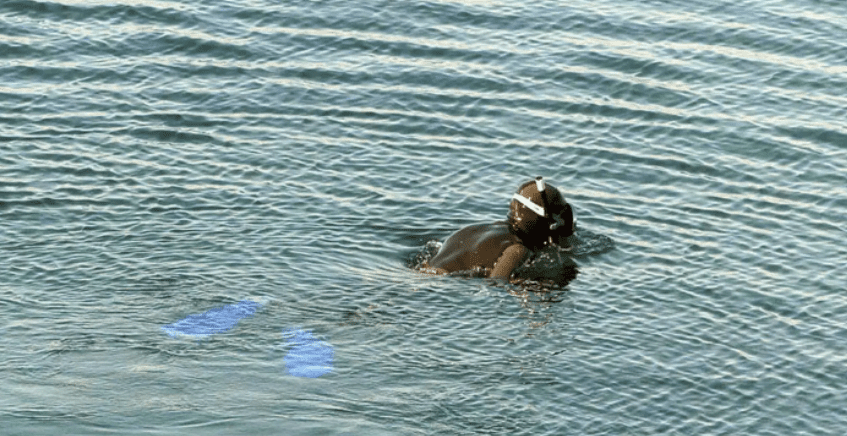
[2,0,846,434]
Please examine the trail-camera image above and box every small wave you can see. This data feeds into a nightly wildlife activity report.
[407,239,442,270]
[567,228,616,258]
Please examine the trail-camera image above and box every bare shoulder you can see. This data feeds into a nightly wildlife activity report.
[440,221,515,252]
[427,221,522,274]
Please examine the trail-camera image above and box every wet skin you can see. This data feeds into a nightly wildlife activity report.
[425,221,529,280]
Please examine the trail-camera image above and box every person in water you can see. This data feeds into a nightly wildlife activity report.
[424,177,577,280]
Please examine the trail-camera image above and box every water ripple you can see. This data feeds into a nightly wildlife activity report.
[3,0,847,434]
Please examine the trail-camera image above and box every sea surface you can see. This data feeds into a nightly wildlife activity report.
[2,0,846,434]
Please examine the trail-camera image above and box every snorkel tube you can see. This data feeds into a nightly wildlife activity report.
[535,177,556,246]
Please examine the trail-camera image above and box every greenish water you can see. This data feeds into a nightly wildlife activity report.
[2,0,846,434]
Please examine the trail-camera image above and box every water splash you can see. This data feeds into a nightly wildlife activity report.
[161,300,263,338]
[408,239,442,270]
[566,228,615,258]
[281,328,334,378]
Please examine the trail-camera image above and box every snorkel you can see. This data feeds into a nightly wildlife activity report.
[535,177,556,246]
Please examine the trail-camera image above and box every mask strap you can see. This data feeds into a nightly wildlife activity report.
[511,193,545,217]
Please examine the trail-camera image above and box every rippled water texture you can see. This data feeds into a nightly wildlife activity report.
[2,0,846,434]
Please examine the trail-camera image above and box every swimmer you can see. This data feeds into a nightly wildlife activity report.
[424,177,577,280]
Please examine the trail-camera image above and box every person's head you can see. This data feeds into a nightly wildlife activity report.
[507,177,576,247]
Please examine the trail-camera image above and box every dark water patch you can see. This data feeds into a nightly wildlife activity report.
[2,0,83,18]
[120,127,216,145]
[776,125,847,150]
[131,113,222,130]
[0,42,37,59]
[0,197,116,213]
[124,33,256,60]
[270,0,539,35]
[10,158,122,180]
[1,1,201,32]
[0,65,98,86]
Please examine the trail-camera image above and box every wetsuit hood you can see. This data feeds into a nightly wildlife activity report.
[507,177,576,248]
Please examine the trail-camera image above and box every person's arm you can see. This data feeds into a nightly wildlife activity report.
[490,244,529,280]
